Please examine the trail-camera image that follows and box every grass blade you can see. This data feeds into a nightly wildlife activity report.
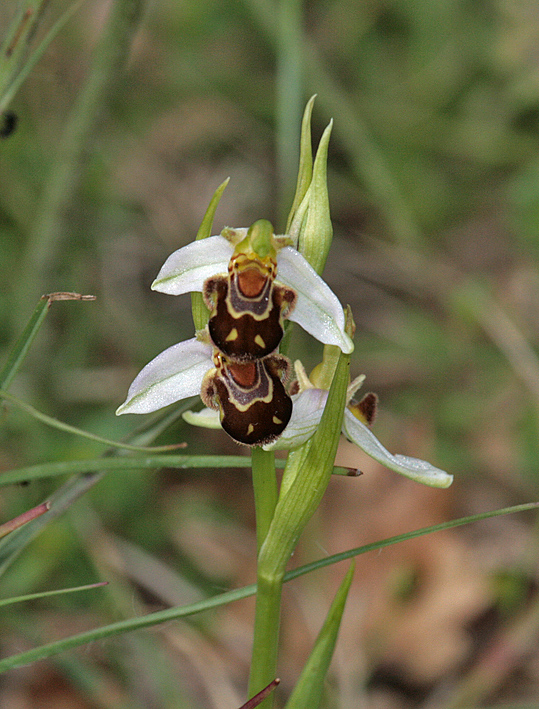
[0,582,108,608]
[0,293,95,391]
[0,389,187,453]
[0,503,532,676]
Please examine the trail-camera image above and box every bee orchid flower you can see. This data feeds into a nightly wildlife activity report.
[261,361,453,488]
[151,223,354,355]
[116,221,353,447]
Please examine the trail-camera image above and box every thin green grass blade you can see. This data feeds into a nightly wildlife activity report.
[0,389,187,453]
[0,455,353,487]
[17,0,144,312]
[0,582,108,608]
[0,454,272,486]
[0,296,49,390]
[0,471,105,578]
[0,502,535,673]
[0,402,192,577]
[243,0,422,245]
[0,0,84,114]
[0,293,95,391]
[0,0,46,102]
[284,562,355,709]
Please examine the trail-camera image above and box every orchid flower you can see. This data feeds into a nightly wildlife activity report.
[181,357,453,488]
[116,222,353,442]
[150,225,353,355]
[264,361,453,488]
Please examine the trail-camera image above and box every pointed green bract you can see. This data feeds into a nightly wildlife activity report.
[284,563,355,709]
[286,95,316,233]
[298,120,333,274]
[285,104,334,275]
[191,178,230,330]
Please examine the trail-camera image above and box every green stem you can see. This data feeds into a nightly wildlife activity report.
[248,344,351,707]
[249,446,280,707]
[251,447,278,554]
[248,567,283,708]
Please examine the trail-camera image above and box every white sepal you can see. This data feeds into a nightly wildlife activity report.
[342,409,453,488]
[116,338,213,415]
[263,388,327,450]
[276,247,354,354]
[151,232,353,354]
[151,235,233,295]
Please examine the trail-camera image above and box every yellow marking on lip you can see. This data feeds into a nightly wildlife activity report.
[254,334,266,348]
[247,424,254,435]
[272,416,282,425]
[225,328,239,342]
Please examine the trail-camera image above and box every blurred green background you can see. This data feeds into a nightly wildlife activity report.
[2,0,539,707]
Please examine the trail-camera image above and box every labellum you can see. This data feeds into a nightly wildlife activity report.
[201,351,293,446]
[203,251,297,362]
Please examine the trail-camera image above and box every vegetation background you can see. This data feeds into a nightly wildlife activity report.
[1,0,539,707]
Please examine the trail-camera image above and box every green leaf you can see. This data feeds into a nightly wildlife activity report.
[284,563,355,709]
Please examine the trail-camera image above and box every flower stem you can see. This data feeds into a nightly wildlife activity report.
[249,447,280,708]
[251,447,278,554]
[248,565,283,709]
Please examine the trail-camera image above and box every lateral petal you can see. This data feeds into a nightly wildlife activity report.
[182,407,221,429]
[116,339,213,414]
